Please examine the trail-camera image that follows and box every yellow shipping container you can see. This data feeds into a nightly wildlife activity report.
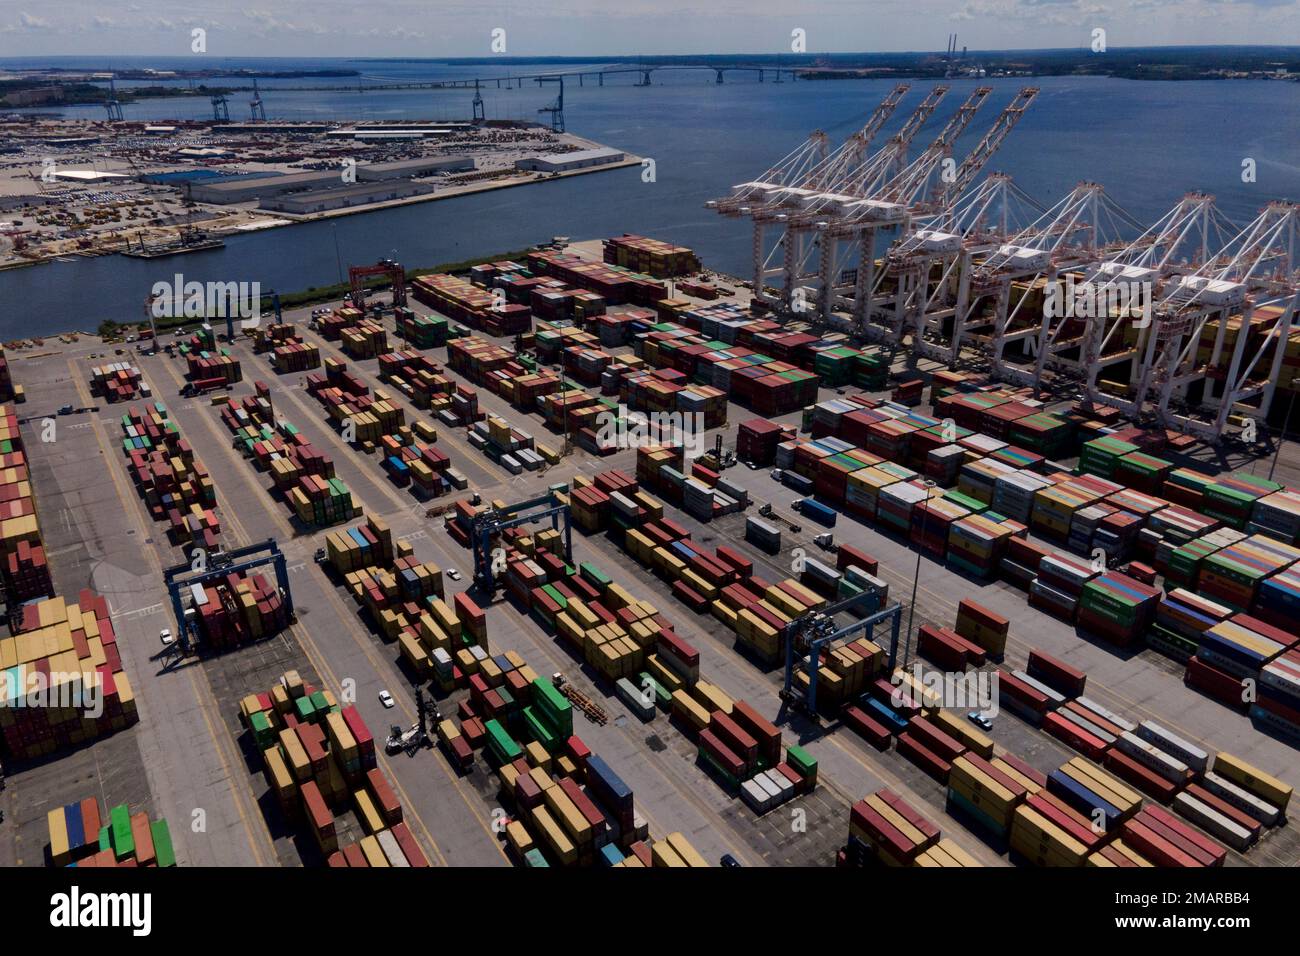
[1212,753,1292,811]
[1062,758,1141,816]
[47,807,70,866]
[651,840,687,868]
[646,655,685,693]
[712,601,739,630]
[670,689,711,731]
[264,746,295,799]
[935,710,995,758]
[567,600,600,630]
[505,819,535,857]
[665,832,709,867]
[544,783,593,844]
[1010,806,1088,866]
[531,805,577,865]
[360,835,389,867]
[992,756,1043,795]
[865,793,928,848]
[525,740,552,772]
[692,680,733,715]
[279,728,311,782]
[325,711,359,762]
[354,789,385,834]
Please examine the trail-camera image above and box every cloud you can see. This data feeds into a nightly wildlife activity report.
[1,0,1298,53]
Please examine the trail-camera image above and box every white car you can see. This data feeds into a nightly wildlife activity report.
[378,690,395,709]
[447,568,462,582]
[159,628,174,647]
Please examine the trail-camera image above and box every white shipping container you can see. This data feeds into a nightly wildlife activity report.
[1011,670,1067,706]
[716,478,749,504]
[1260,658,1300,698]
[1053,706,1117,746]
[1173,792,1254,851]
[802,557,840,585]
[754,771,782,800]
[741,778,772,813]
[713,492,738,515]
[377,829,411,867]
[1116,730,1190,783]
[1201,771,1281,826]
[1137,720,1209,774]
[765,769,796,802]
[1075,696,1138,733]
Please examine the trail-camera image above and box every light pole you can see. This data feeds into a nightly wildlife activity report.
[1267,390,1297,483]
[904,478,936,668]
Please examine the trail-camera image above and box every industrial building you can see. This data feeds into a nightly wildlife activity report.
[325,125,472,141]
[356,156,475,180]
[515,147,625,173]
[186,157,474,207]
[49,169,129,183]
[260,180,435,214]
[185,170,336,204]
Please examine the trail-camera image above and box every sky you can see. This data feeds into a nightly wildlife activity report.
[0,1,1297,58]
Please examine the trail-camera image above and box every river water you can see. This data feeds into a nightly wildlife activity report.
[3,56,1298,338]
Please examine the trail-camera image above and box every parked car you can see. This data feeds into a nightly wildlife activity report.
[378,690,395,709]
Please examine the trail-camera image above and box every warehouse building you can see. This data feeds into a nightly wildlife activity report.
[259,180,435,214]
[356,156,475,180]
[515,147,625,173]
[186,170,338,204]
[325,124,473,140]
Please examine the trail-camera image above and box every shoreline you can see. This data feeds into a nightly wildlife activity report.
[0,150,642,271]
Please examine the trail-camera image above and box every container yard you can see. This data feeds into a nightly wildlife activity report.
[3,222,1300,904]
[0,115,637,268]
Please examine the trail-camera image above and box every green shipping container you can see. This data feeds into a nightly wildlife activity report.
[150,820,176,867]
[109,804,134,860]
[786,744,818,778]
[484,719,523,763]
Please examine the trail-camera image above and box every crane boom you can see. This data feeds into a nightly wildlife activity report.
[936,86,1039,206]
[877,86,990,207]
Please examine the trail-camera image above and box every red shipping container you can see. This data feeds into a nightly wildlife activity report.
[897,732,951,782]
[1103,749,1180,803]
[366,768,403,825]
[843,705,891,750]
[1027,648,1087,697]
[699,728,746,778]
[1042,711,1108,761]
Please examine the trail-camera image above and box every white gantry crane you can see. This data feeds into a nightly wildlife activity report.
[881,172,1046,363]
[1059,192,1235,398]
[708,84,937,311]
[821,87,1039,335]
[805,86,991,329]
[946,179,1138,386]
[1099,200,1300,440]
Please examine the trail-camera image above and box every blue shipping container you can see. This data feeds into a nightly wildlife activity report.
[586,754,633,811]
[1046,769,1124,831]
[798,498,837,527]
